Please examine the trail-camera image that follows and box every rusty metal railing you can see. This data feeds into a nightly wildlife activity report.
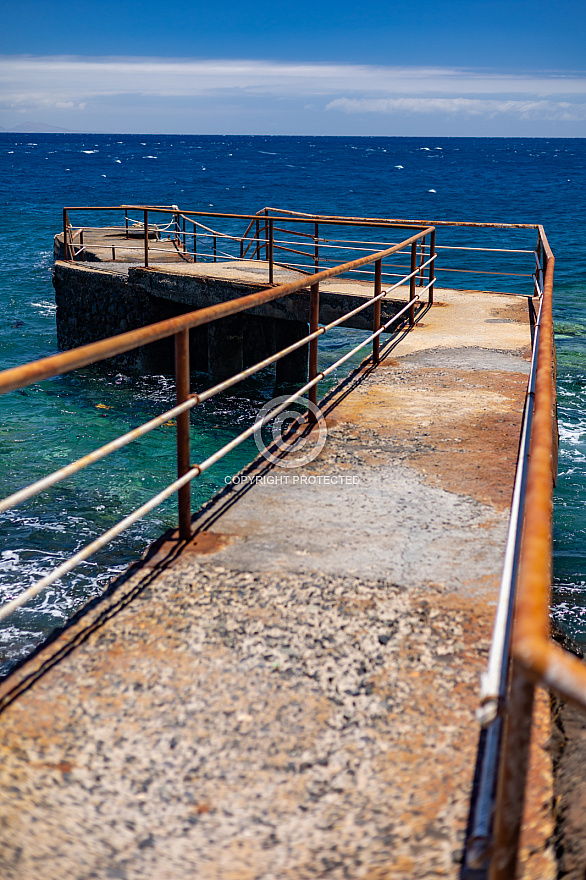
[0,226,435,622]
[60,205,536,294]
[61,206,433,286]
[462,225,586,879]
[4,209,577,876]
[254,207,539,291]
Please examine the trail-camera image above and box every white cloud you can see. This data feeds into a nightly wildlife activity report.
[326,97,586,121]
[1,55,586,108]
[2,55,586,133]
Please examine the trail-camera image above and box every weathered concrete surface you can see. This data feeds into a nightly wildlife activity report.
[0,288,554,879]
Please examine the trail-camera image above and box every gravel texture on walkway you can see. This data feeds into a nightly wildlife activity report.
[0,560,490,879]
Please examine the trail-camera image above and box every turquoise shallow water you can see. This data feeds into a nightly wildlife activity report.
[0,134,585,672]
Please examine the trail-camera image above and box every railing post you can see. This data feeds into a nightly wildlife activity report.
[175,329,192,542]
[182,216,186,252]
[125,209,129,239]
[269,218,274,284]
[213,235,217,263]
[309,282,320,422]
[429,229,436,304]
[255,218,260,260]
[373,258,382,365]
[194,223,197,262]
[63,209,70,260]
[143,209,149,268]
[409,241,417,326]
[314,221,319,273]
[489,661,535,880]
[418,239,425,287]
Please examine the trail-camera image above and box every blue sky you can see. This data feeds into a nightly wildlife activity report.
[1,0,586,135]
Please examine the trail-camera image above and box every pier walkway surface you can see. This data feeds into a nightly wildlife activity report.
[0,287,553,878]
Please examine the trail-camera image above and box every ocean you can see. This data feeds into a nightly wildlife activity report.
[0,133,585,673]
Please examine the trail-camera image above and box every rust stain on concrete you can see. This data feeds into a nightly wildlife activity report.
[332,364,528,510]
[184,530,237,556]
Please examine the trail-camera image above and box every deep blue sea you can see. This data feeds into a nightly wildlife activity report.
[0,133,585,672]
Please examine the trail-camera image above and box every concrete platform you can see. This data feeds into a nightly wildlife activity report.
[129,259,413,331]
[52,256,417,382]
[0,288,554,879]
[55,226,189,263]
[54,256,414,331]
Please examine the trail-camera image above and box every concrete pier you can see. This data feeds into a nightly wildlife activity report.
[0,285,554,879]
[53,227,411,383]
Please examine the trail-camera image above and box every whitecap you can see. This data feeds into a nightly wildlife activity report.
[559,423,586,444]
[428,189,437,193]
[259,151,277,155]
[144,156,157,159]
[31,300,57,316]
[420,147,431,151]
[115,159,122,164]
[395,165,404,169]
[82,150,98,154]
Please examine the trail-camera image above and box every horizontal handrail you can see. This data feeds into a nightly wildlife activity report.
[4,229,432,396]
[513,228,586,700]
[0,217,436,619]
[464,222,586,878]
[2,262,433,516]
[61,206,539,295]
[466,295,542,868]
[0,289,426,623]
[66,204,430,229]
[260,205,542,230]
